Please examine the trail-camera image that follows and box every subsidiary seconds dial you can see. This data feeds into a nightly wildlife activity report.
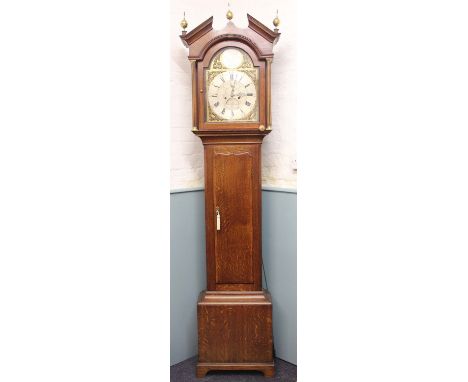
[207,71,256,121]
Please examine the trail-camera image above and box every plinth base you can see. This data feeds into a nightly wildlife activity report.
[196,362,275,378]
[197,290,274,378]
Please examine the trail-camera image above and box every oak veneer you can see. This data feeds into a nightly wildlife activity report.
[197,291,274,378]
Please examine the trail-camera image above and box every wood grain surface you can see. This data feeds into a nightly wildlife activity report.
[213,147,254,284]
[197,290,274,377]
[202,142,262,291]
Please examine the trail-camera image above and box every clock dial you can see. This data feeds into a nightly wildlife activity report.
[205,47,258,123]
[207,71,257,121]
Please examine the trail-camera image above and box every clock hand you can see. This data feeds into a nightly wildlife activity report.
[233,92,247,99]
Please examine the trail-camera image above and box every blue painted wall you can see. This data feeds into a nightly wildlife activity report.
[170,188,297,366]
[170,190,206,366]
[262,189,297,365]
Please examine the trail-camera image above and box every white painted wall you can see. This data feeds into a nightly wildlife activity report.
[170,0,297,190]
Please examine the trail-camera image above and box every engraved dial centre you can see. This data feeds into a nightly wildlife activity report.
[207,71,256,121]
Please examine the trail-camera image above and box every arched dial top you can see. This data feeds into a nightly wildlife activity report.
[205,47,259,123]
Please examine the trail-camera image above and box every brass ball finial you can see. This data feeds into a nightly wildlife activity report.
[180,11,188,31]
[273,9,280,28]
[226,3,233,20]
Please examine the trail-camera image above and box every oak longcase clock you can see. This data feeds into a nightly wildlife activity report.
[180,9,280,378]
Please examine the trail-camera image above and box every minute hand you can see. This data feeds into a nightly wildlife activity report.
[234,92,248,99]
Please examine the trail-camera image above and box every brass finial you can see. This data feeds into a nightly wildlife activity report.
[226,3,233,20]
[180,12,188,31]
[273,9,280,29]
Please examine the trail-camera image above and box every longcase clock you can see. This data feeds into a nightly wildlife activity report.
[180,10,280,378]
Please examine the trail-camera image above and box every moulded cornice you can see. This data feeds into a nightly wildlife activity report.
[180,14,280,60]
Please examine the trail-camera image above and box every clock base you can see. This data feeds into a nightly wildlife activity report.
[196,290,274,378]
[196,362,275,378]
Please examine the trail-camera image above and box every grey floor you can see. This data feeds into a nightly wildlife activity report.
[170,357,297,382]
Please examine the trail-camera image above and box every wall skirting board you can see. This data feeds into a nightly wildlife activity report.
[170,188,297,366]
